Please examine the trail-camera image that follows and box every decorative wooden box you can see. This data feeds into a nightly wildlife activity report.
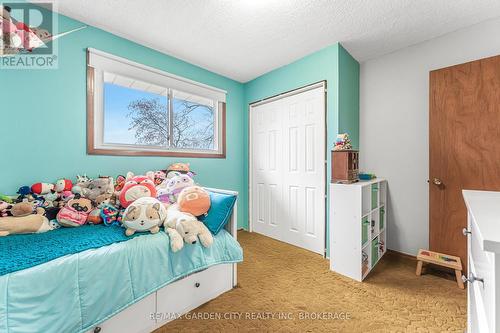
[331,150,359,183]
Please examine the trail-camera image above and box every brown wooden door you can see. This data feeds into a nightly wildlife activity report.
[430,55,500,268]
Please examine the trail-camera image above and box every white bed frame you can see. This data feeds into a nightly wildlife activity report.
[85,188,238,333]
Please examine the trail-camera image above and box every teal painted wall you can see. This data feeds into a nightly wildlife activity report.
[0,12,247,227]
[338,44,360,149]
[242,45,359,237]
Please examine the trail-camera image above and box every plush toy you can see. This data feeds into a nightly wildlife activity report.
[54,179,73,193]
[44,207,61,221]
[76,174,92,183]
[81,177,114,201]
[60,190,74,202]
[49,219,62,230]
[153,170,167,187]
[87,209,102,224]
[0,201,35,217]
[157,173,194,206]
[0,208,54,236]
[31,195,46,209]
[56,195,93,227]
[72,174,93,195]
[164,204,213,252]
[15,189,37,204]
[122,197,166,236]
[43,190,60,203]
[87,193,112,224]
[0,194,13,204]
[0,201,10,217]
[177,186,211,216]
[9,201,35,217]
[16,186,31,201]
[114,175,126,193]
[119,172,157,208]
[164,162,195,179]
[31,182,54,195]
[333,133,353,151]
[100,204,123,226]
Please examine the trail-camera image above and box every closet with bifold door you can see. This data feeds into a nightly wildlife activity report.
[249,82,327,255]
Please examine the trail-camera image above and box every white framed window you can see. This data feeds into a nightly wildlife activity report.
[87,48,226,158]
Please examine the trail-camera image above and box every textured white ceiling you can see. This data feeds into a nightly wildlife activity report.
[51,0,500,82]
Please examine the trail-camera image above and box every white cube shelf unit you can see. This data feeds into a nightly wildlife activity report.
[329,178,387,281]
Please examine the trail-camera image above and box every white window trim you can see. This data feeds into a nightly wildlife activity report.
[86,48,226,157]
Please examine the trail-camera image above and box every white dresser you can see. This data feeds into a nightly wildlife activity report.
[463,190,500,333]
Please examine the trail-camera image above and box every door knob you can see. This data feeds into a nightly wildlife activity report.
[432,178,443,186]
[462,228,471,236]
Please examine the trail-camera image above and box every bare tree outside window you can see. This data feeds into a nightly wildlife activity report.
[126,97,215,149]
[172,99,215,150]
[127,98,169,146]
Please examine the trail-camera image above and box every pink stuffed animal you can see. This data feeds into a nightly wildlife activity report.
[119,172,157,208]
[0,201,11,217]
[56,196,93,227]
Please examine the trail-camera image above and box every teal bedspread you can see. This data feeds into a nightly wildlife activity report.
[0,230,243,333]
[0,224,148,276]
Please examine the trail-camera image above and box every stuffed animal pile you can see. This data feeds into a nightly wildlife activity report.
[0,163,214,252]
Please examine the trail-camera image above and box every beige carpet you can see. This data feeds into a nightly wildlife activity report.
[155,231,466,333]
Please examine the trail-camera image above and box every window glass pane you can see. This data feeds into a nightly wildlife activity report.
[172,90,216,150]
[103,73,168,146]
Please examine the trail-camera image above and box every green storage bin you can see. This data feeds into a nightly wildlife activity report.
[371,184,379,209]
[371,238,379,267]
[379,207,385,230]
[362,217,369,245]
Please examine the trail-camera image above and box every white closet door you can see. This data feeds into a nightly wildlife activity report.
[251,98,284,242]
[251,85,325,254]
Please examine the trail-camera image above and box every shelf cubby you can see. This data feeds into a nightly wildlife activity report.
[330,178,388,281]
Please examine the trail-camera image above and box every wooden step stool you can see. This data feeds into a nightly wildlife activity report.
[416,249,464,289]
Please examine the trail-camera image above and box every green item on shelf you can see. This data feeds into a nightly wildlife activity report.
[371,184,378,209]
[379,207,385,230]
[371,238,379,267]
[362,217,369,245]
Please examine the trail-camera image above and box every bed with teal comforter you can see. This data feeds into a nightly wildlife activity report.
[0,229,243,333]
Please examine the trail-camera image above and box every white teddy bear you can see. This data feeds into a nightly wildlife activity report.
[164,204,213,252]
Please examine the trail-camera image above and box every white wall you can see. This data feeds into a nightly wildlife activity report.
[360,17,500,256]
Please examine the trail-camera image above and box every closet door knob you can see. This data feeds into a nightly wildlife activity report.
[462,228,471,236]
[462,273,484,285]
